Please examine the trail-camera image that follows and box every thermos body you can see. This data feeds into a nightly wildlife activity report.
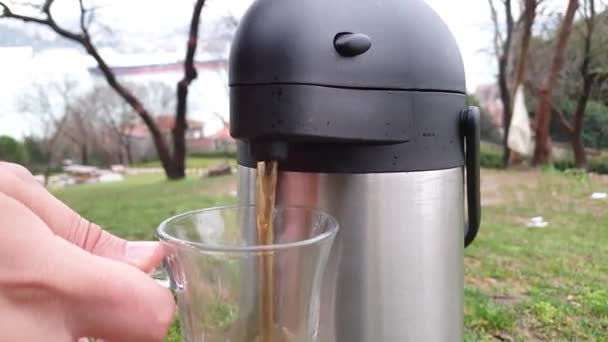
[230,1,481,340]
[238,166,465,341]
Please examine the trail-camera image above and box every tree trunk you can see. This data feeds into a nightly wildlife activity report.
[571,133,587,168]
[172,82,188,179]
[498,0,515,168]
[571,83,592,168]
[512,0,537,94]
[170,0,207,180]
[569,0,596,169]
[43,152,53,187]
[120,135,133,166]
[532,0,579,166]
[224,141,229,164]
[500,58,514,167]
[81,144,88,165]
[117,148,124,165]
[153,132,179,179]
[125,139,133,166]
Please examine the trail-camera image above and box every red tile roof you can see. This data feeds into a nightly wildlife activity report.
[125,115,204,138]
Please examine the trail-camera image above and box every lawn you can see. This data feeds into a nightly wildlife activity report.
[133,157,237,170]
[465,168,608,341]
[52,169,608,341]
[53,173,237,241]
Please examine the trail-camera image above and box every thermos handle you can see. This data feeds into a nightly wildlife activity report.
[461,106,481,247]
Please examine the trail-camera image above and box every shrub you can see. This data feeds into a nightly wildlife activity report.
[553,157,575,171]
[479,142,503,169]
[552,100,608,150]
[550,154,608,175]
[589,156,608,175]
[0,135,27,164]
[189,151,237,159]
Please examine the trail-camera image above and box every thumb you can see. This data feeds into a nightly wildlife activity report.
[123,241,165,273]
[48,237,175,342]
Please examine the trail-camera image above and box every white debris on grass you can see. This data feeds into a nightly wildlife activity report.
[590,192,607,200]
[98,172,125,183]
[527,216,549,228]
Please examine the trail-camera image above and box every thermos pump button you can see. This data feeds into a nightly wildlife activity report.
[334,32,372,57]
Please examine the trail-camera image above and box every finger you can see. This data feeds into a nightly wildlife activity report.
[0,164,111,247]
[46,235,175,342]
[0,162,41,185]
[0,164,162,272]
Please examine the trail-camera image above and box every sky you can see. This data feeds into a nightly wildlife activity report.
[425,0,496,90]
[0,0,497,139]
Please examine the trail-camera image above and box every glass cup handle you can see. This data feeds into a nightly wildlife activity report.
[151,266,172,289]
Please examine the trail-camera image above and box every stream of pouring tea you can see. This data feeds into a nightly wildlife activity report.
[256,160,278,342]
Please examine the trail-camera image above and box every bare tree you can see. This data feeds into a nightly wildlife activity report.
[132,82,176,116]
[69,85,129,165]
[0,0,208,179]
[63,97,101,165]
[19,78,80,185]
[489,0,516,167]
[91,86,134,164]
[82,82,175,165]
[532,0,580,165]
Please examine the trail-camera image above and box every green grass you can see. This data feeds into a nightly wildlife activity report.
[133,157,237,170]
[53,169,608,341]
[53,174,236,241]
[465,169,608,340]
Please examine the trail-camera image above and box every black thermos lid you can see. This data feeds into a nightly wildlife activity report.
[229,0,468,173]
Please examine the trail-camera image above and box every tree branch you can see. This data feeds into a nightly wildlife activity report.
[525,80,574,134]
[488,0,503,58]
[0,2,48,25]
[0,1,82,41]
[41,1,82,42]
[590,69,608,82]
[184,0,206,85]
[553,106,574,133]
[78,0,89,37]
[505,0,515,41]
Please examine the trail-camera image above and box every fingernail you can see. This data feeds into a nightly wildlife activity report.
[125,241,159,266]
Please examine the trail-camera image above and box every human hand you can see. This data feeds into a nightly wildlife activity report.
[0,162,175,341]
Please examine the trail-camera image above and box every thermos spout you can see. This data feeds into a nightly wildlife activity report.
[249,141,289,162]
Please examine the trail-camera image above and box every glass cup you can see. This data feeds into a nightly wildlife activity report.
[155,205,339,342]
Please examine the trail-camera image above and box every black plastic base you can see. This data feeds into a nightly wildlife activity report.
[235,89,466,173]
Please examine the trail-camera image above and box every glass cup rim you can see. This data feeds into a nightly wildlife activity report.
[157,204,340,253]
